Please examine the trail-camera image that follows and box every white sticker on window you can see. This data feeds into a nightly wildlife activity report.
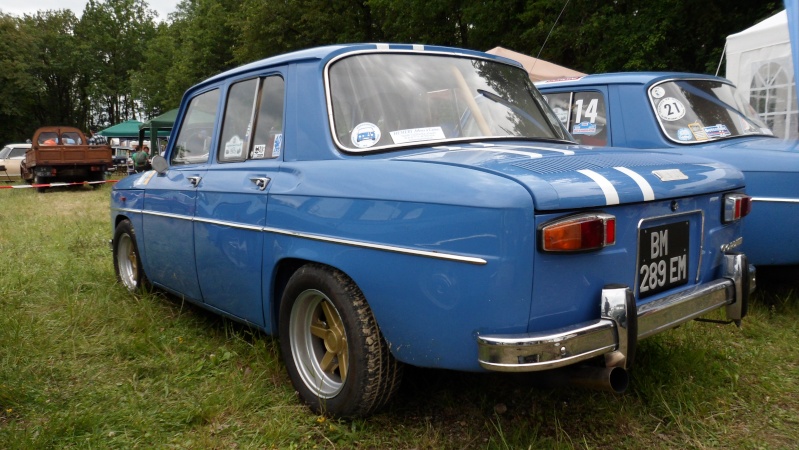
[657,97,686,121]
[351,122,381,148]
[252,144,266,159]
[389,127,446,144]
[651,86,665,99]
[224,135,244,158]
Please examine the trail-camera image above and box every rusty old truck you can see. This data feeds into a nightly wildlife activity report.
[21,126,113,191]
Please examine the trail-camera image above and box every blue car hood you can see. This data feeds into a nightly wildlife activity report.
[397,142,744,211]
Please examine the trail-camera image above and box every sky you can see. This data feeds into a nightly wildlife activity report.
[0,0,180,21]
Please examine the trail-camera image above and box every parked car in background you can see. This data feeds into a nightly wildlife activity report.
[111,45,754,418]
[111,146,134,173]
[0,143,31,182]
[21,126,113,191]
[537,72,799,266]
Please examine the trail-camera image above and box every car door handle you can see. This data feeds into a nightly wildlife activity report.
[187,176,202,187]
[250,177,271,191]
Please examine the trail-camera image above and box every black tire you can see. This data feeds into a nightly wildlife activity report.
[33,175,46,193]
[279,264,403,418]
[112,219,149,292]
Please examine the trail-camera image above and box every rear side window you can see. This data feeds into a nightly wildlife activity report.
[543,91,608,146]
[172,89,220,166]
[218,75,285,163]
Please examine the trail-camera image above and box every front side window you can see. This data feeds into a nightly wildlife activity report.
[327,53,569,152]
[648,79,774,144]
[172,89,220,165]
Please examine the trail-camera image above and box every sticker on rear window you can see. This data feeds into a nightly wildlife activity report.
[677,128,693,141]
[351,122,381,148]
[657,97,686,121]
[389,127,445,144]
[650,86,665,99]
[688,122,709,141]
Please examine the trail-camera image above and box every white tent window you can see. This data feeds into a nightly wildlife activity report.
[749,59,796,139]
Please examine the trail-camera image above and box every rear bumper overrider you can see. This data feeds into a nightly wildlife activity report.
[477,253,754,372]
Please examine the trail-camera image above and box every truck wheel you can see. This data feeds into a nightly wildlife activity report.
[279,264,403,418]
[113,219,149,292]
[33,175,46,193]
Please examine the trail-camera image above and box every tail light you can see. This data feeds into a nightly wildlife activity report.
[540,213,616,252]
[723,193,752,223]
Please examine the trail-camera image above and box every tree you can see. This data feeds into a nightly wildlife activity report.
[76,0,157,129]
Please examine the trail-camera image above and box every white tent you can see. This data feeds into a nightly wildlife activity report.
[486,47,585,82]
[726,10,797,140]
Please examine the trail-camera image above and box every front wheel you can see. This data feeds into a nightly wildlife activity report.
[279,264,403,418]
[113,219,149,292]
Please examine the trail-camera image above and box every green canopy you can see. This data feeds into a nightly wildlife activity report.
[97,120,143,138]
[138,109,177,154]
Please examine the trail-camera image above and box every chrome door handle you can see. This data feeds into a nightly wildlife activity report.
[187,176,202,187]
[250,177,271,191]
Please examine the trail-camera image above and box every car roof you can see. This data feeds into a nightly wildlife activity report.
[3,143,32,149]
[536,72,733,88]
[197,43,522,89]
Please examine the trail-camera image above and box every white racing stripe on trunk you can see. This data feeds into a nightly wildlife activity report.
[577,169,620,205]
[614,166,655,201]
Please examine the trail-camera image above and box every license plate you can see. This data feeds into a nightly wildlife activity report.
[637,220,689,298]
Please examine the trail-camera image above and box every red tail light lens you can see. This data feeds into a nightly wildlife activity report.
[541,213,616,252]
[723,193,752,223]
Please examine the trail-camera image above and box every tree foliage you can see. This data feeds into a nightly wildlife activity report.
[0,0,783,145]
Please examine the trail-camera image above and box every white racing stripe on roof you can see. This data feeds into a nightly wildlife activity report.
[614,166,655,201]
[413,44,424,51]
[376,43,390,50]
[577,169,620,205]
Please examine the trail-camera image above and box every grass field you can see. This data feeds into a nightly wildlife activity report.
[1,184,797,449]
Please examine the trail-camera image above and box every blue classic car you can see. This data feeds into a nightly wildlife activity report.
[537,72,799,266]
[111,45,754,417]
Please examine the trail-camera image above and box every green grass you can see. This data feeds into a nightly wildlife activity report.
[1,183,797,449]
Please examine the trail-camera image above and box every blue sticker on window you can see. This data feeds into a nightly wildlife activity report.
[677,128,693,141]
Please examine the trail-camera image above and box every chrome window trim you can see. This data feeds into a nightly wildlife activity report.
[111,207,487,265]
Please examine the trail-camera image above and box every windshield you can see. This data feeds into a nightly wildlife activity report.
[648,79,774,144]
[327,52,570,152]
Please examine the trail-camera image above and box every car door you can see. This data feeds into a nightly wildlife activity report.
[194,75,286,326]
[141,88,220,300]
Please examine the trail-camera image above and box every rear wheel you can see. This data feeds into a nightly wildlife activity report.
[113,219,149,292]
[279,264,403,418]
[33,175,46,193]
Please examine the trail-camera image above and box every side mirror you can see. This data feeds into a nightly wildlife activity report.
[151,154,168,174]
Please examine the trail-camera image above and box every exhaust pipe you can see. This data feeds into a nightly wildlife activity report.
[534,366,629,393]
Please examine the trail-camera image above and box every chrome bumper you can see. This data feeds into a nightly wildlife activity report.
[477,253,753,372]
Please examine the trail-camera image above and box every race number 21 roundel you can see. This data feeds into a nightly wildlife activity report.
[657,97,686,121]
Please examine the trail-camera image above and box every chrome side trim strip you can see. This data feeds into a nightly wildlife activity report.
[261,226,488,265]
[111,208,487,265]
[750,196,799,204]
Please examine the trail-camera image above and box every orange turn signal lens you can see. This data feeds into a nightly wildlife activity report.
[541,213,616,252]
